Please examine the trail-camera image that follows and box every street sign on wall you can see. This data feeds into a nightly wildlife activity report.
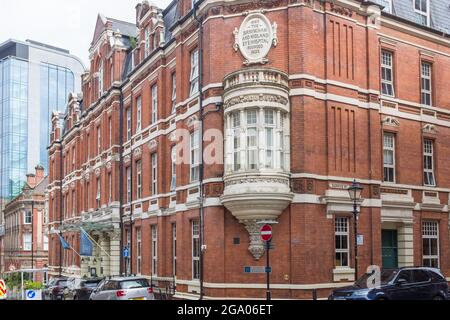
[260,225,273,242]
[244,267,272,274]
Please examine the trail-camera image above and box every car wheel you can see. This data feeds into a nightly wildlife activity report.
[433,295,444,301]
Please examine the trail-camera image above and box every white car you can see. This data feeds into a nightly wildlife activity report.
[89,277,155,301]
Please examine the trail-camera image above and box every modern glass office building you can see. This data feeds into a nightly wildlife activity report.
[0,39,85,201]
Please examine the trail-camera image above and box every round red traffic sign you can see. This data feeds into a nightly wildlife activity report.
[260,225,273,242]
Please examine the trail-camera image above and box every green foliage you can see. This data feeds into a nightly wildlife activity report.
[24,280,44,290]
[4,273,31,289]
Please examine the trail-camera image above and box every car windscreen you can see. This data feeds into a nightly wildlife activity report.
[84,281,101,288]
[120,279,150,289]
[58,280,68,287]
[355,269,399,288]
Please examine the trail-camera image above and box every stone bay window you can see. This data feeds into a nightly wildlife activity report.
[221,68,293,260]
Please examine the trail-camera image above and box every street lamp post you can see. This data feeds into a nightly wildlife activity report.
[348,180,363,280]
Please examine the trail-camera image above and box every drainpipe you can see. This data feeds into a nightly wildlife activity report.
[59,135,63,277]
[194,4,205,301]
[129,91,134,276]
[119,89,124,276]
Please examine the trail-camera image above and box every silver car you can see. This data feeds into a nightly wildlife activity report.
[89,277,155,301]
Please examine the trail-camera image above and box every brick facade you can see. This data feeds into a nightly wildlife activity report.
[47,0,450,299]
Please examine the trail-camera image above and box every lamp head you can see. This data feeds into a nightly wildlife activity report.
[348,180,363,201]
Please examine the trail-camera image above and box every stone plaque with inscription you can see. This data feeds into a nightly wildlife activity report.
[234,13,278,65]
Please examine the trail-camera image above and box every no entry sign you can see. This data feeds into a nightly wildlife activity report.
[260,225,273,242]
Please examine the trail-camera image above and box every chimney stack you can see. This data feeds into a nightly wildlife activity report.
[26,174,36,188]
[35,165,45,184]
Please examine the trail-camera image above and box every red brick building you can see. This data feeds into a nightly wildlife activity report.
[47,0,450,299]
[3,166,48,279]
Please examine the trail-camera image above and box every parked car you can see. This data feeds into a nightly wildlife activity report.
[63,278,104,300]
[329,267,449,300]
[89,277,155,301]
[43,277,68,300]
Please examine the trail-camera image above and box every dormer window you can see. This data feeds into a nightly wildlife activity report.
[380,0,392,13]
[414,0,430,26]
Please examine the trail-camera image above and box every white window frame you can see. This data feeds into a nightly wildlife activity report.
[23,233,32,251]
[422,221,440,268]
[72,147,76,171]
[136,96,142,133]
[232,112,241,171]
[190,131,200,183]
[109,117,113,147]
[152,153,158,196]
[423,139,436,187]
[190,49,199,97]
[72,190,76,216]
[136,160,142,199]
[96,178,101,208]
[136,228,142,275]
[24,210,32,225]
[98,60,104,97]
[170,147,177,192]
[421,61,432,106]
[172,224,177,277]
[335,217,350,268]
[192,220,200,280]
[145,28,150,57]
[265,110,276,169]
[171,73,177,114]
[97,126,101,154]
[43,235,49,251]
[151,85,158,124]
[151,225,158,276]
[414,0,430,27]
[108,172,112,203]
[383,133,396,183]
[126,167,132,203]
[110,63,114,86]
[246,110,259,170]
[381,50,395,97]
[126,108,132,141]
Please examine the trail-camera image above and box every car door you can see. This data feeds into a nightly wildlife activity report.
[412,270,432,300]
[389,270,415,300]
[92,280,106,300]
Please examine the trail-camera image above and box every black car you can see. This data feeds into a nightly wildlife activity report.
[43,277,69,300]
[63,278,104,300]
[329,267,449,300]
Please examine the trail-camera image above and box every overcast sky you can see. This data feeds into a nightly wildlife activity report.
[0,0,172,67]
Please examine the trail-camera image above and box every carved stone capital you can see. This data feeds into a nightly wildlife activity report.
[243,220,266,260]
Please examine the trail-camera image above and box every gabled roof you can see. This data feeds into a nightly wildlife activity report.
[91,14,137,47]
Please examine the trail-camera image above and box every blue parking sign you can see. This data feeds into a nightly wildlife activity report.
[123,247,130,258]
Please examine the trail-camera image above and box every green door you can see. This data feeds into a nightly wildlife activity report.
[382,230,398,269]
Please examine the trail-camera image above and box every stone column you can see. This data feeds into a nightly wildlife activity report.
[398,224,414,267]
[109,230,121,277]
[100,233,111,276]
